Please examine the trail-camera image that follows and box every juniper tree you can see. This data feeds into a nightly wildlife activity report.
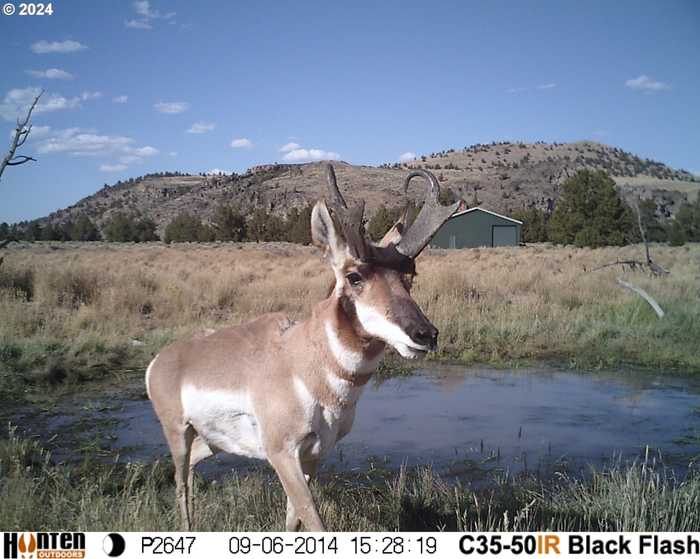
[547,170,635,248]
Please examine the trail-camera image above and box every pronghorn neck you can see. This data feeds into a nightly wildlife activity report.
[318,294,385,382]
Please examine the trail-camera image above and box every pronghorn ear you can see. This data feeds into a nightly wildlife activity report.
[311,200,348,267]
[377,206,409,248]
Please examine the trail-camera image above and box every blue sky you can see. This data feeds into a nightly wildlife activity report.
[1,0,698,223]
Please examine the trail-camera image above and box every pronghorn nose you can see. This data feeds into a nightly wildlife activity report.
[409,323,439,350]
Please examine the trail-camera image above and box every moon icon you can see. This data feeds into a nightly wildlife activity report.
[103,533,126,557]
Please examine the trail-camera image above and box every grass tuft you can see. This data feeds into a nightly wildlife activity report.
[1,430,698,531]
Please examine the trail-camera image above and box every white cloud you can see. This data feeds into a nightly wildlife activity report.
[125,145,159,157]
[0,87,99,121]
[81,91,102,101]
[134,0,156,17]
[118,146,158,164]
[282,148,340,162]
[125,19,152,29]
[28,125,51,139]
[127,1,175,29]
[6,124,51,140]
[38,93,80,112]
[508,83,556,93]
[230,137,253,148]
[168,151,177,157]
[100,163,128,172]
[37,130,133,155]
[34,127,158,161]
[206,168,230,175]
[154,101,189,114]
[119,155,141,164]
[26,68,74,80]
[625,75,670,92]
[31,40,86,54]
[187,121,215,134]
[112,95,128,104]
[279,142,300,153]
[398,152,416,163]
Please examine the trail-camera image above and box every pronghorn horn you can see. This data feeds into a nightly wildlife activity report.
[325,163,348,209]
[324,163,369,260]
[396,169,460,257]
[321,163,418,273]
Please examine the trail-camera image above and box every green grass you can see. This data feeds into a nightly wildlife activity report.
[1,428,699,531]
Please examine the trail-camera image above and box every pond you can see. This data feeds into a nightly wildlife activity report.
[15,366,700,481]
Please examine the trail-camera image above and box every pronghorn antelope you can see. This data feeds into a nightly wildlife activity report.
[146,164,459,531]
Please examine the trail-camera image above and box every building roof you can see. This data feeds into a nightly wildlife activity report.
[449,206,523,225]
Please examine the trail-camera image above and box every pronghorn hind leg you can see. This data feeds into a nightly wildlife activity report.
[285,460,318,532]
[163,423,195,530]
[187,435,215,527]
[269,453,324,532]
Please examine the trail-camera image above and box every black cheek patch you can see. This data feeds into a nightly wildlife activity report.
[339,293,358,322]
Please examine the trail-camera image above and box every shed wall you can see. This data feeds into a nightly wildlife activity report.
[430,209,521,248]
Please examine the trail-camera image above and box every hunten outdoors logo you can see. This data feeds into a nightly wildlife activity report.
[2,532,85,559]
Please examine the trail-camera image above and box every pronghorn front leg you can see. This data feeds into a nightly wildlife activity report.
[269,452,325,531]
[285,460,319,532]
[186,435,214,528]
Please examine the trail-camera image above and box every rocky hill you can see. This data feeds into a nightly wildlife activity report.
[35,141,699,235]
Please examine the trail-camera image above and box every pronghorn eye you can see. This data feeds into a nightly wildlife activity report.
[346,272,363,287]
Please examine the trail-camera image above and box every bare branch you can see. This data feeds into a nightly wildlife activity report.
[15,125,32,148]
[0,89,43,181]
[632,198,670,276]
[632,200,651,265]
[7,156,37,166]
[616,278,665,318]
[589,259,648,273]
[588,200,670,276]
[17,91,42,129]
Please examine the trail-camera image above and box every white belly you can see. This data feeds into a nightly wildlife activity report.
[181,385,266,460]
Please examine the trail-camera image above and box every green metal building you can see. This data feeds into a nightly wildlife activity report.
[430,207,522,248]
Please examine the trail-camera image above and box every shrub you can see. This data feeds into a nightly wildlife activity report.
[70,215,101,241]
[674,198,700,242]
[285,205,313,245]
[212,204,246,242]
[511,208,548,243]
[367,205,401,242]
[103,213,159,242]
[667,219,687,246]
[0,266,34,301]
[638,199,667,242]
[164,213,212,244]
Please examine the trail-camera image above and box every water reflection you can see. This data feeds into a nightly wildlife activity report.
[39,366,700,480]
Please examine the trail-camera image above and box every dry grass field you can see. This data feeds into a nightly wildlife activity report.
[1,241,700,532]
[1,241,699,400]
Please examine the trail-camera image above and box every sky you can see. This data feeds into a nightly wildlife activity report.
[1,0,698,223]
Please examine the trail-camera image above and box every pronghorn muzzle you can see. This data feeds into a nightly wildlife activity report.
[396,299,439,352]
